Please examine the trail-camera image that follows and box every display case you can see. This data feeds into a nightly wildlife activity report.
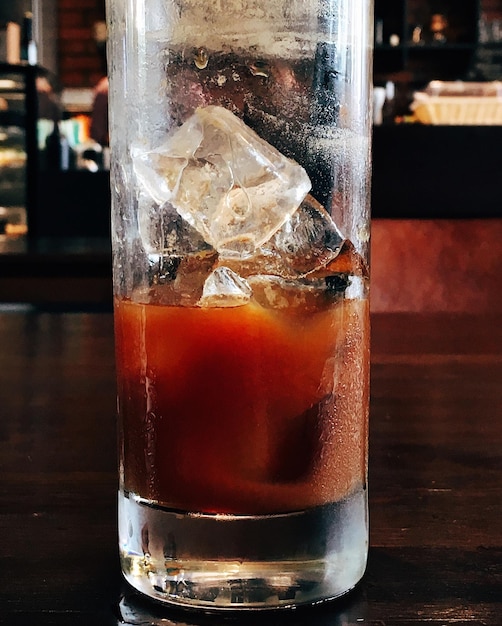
[374,0,480,85]
[0,62,59,239]
[0,63,35,236]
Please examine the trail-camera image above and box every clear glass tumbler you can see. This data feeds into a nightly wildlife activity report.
[108,0,373,610]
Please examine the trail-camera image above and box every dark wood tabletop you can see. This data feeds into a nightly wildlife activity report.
[0,307,501,625]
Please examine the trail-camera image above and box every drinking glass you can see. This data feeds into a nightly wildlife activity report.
[107,0,373,610]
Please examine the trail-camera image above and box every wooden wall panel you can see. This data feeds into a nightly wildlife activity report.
[371,219,502,313]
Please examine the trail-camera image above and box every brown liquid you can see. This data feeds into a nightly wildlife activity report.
[115,293,369,514]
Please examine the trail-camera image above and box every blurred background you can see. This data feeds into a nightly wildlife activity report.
[1,0,502,312]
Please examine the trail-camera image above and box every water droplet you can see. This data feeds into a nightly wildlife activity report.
[194,48,209,69]
[249,60,269,78]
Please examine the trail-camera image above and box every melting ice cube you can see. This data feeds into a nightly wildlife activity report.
[139,199,214,257]
[199,266,252,307]
[220,195,345,280]
[247,274,329,312]
[136,200,218,302]
[133,106,311,257]
[260,194,344,277]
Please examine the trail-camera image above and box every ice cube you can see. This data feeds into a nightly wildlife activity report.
[220,195,345,279]
[139,200,214,257]
[139,201,218,302]
[308,239,369,280]
[199,266,252,307]
[247,274,333,312]
[262,194,344,277]
[133,106,311,257]
[145,250,218,304]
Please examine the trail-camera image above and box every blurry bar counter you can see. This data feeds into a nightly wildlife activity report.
[0,235,112,309]
[0,169,112,308]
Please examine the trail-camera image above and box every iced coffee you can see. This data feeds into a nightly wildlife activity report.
[107,0,372,610]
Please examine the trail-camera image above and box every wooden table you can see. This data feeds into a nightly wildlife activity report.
[0,308,501,625]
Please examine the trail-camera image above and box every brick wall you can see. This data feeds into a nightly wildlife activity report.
[481,0,502,19]
[57,0,105,89]
[56,0,502,89]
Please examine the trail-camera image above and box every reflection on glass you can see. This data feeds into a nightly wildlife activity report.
[116,586,368,626]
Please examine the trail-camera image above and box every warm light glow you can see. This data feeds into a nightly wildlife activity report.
[0,80,18,90]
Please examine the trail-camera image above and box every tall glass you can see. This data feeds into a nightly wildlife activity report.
[107,0,373,611]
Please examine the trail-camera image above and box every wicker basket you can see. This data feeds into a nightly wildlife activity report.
[412,95,502,125]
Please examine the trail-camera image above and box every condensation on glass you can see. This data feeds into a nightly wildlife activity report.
[107,0,373,610]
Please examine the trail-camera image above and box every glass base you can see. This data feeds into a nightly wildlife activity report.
[118,488,368,610]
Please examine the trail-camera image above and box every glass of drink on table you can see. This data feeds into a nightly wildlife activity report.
[107,0,373,611]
